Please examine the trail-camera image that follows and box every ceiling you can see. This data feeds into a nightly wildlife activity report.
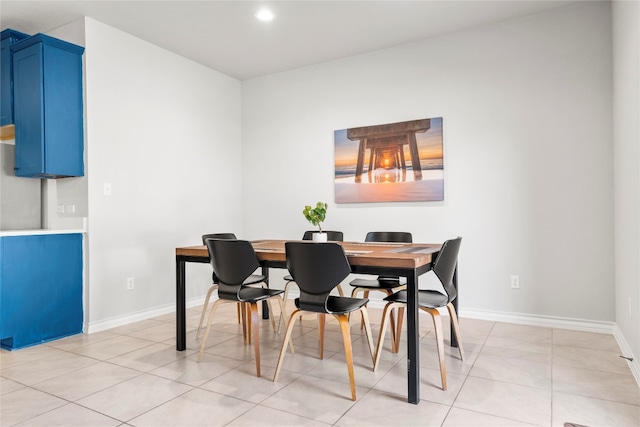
[1,0,582,80]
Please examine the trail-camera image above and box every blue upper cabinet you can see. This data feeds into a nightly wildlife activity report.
[0,29,29,127]
[11,34,85,178]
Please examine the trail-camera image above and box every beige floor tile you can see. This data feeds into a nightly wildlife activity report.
[200,360,301,403]
[372,362,467,405]
[46,330,120,351]
[31,361,141,401]
[553,365,640,406]
[301,351,380,389]
[0,377,25,395]
[17,402,121,427]
[551,391,640,427]
[128,388,254,426]
[0,345,67,370]
[469,352,551,389]
[227,404,330,426]
[454,376,552,426]
[553,345,632,375]
[1,350,98,386]
[128,322,179,342]
[75,373,193,422]
[0,387,67,426]
[68,335,156,361]
[108,342,190,372]
[260,376,362,424]
[552,329,621,352]
[491,322,553,339]
[442,407,537,426]
[109,319,167,335]
[336,388,450,426]
[149,352,244,387]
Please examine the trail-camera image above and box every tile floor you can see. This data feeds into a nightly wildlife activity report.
[1,303,639,426]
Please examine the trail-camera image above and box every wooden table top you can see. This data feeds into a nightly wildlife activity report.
[176,239,441,269]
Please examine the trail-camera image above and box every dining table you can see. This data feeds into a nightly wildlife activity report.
[175,239,457,404]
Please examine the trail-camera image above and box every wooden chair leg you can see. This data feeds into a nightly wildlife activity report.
[373,302,402,371]
[394,306,405,353]
[318,313,326,359]
[447,303,465,361]
[240,302,248,344]
[196,284,218,340]
[278,281,293,333]
[236,303,241,324]
[197,299,226,362]
[359,307,375,363]
[424,307,447,390]
[250,302,261,377]
[273,309,300,382]
[336,314,357,401]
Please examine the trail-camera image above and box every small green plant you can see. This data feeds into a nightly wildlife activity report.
[303,202,328,232]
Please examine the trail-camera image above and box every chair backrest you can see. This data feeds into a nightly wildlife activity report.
[205,239,260,298]
[365,231,412,243]
[202,233,237,282]
[202,233,237,244]
[432,237,462,302]
[301,230,344,241]
[285,242,351,313]
[364,232,412,280]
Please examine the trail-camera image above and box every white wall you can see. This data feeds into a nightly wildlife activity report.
[241,3,614,323]
[613,1,640,367]
[83,18,243,328]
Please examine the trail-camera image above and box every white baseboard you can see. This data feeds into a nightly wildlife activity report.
[85,296,206,334]
[459,307,617,334]
[613,324,640,388]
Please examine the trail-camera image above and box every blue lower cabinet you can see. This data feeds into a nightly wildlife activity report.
[0,233,83,350]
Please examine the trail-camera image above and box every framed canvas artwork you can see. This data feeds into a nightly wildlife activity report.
[334,117,444,203]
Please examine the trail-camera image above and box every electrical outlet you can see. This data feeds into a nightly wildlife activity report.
[104,183,112,196]
[56,205,65,214]
[126,277,135,291]
[65,205,76,213]
[510,275,520,289]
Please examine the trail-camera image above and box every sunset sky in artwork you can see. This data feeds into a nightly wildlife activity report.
[334,117,443,171]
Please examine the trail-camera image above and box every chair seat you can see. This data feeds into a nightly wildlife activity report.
[349,277,405,289]
[384,289,449,309]
[220,286,283,302]
[295,295,368,315]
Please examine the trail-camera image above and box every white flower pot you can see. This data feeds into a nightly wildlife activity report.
[312,232,327,242]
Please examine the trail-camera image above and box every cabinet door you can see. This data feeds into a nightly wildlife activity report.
[0,234,83,349]
[12,43,45,177]
[0,45,12,126]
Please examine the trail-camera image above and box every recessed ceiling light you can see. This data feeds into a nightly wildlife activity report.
[255,8,275,22]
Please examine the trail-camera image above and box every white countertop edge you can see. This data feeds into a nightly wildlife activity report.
[0,229,86,237]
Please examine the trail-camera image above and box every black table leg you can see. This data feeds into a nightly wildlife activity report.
[450,264,458,348]
[406,270,420,404]
[261,265,269,319]
[176,256,186,351]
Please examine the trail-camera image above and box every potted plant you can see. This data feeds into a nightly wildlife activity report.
[303,202,328,242]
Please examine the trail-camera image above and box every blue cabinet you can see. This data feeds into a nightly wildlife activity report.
[0,233,83,350]
[11,34,84,178]
[0,29,29,126]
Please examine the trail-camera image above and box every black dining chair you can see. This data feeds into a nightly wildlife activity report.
[278,230,344,332]
[197,239,286,377]
[273,241,375,401]
[349,231,412,351]
[197,233,266,339]
[373,237,464,391]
